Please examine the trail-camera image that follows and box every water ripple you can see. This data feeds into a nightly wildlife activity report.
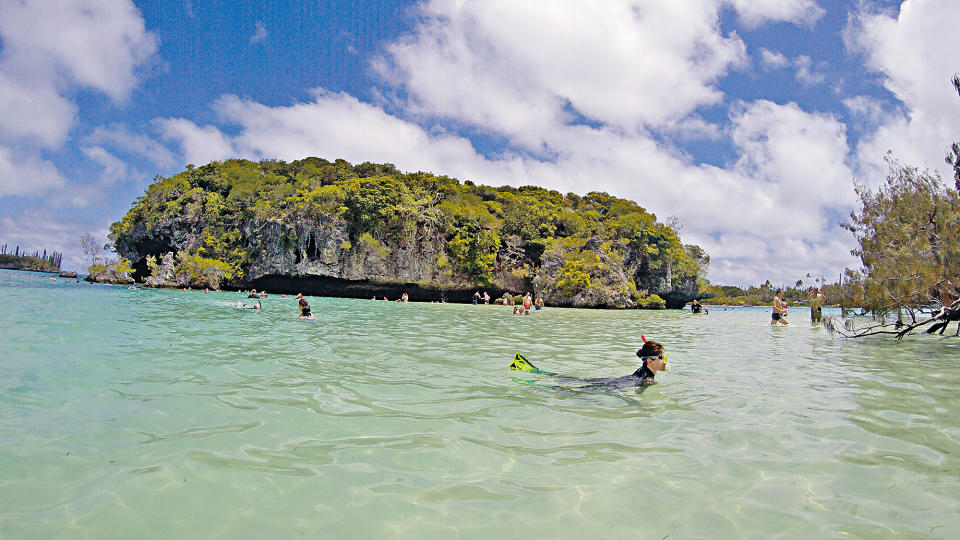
[3,270,960,538]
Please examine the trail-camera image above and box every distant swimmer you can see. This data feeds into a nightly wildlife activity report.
[691,299,703,313]
[483,291,490,305]
[522,292,532,313]
[473,290,481,304]
[298,298,315,319]
[772,289,789,325]
[535,296,544,310]
[237,300,261,310]
[509,338,669,388]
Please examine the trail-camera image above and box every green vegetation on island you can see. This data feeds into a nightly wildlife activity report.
[79,232,134,284]
[108,158,708,307]
[0,244,62,273]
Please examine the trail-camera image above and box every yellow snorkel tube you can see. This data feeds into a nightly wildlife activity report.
[639,351,668,371]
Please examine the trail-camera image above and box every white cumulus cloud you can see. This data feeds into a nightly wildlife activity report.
[848,0,960,181]
[758,49,826,86]
[0,71,76,148]
[378,0,749,149]
[81,146,129,186]
[156,118,238,167]
[0,0,158,101]
[726,0,824,28]
[84,124,178,168]
[0,0,157,200]
[0,144,67,196]
[759,48,789,69]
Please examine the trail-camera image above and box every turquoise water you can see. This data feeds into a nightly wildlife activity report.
[2,269,959,538]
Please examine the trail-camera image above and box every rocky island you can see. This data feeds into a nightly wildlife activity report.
[108,158,708,308]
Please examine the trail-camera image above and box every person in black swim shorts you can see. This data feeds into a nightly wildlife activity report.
[771,289,789,325]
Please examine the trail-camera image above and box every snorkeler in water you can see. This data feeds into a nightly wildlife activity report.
[509,338,669,388]
[298,298,315,319]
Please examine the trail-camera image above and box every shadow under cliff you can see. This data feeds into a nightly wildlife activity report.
[247,274,510,303]
[245,274,692,308]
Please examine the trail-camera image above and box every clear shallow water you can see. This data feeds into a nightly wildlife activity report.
[2,269,959,538]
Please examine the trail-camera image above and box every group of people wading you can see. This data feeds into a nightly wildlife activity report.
[473,290,545,314]
[688,288,827,325]
[771,288,826,325]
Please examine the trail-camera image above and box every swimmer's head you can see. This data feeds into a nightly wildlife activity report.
[637,340,668,372]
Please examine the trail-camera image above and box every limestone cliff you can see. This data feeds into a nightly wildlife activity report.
[110,158,707,307]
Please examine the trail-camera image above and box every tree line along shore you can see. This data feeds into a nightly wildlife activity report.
[0,245,64,274]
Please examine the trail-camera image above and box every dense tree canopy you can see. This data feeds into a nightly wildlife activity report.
[833,158,960,337]
[822,77,960,337]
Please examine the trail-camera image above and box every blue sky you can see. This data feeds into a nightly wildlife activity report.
[1,0,958,286]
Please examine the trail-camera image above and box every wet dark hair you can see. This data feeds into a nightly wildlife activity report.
[298,298,309,307]
[636,340,664,359]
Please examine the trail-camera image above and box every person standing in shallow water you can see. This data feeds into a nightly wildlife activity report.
[809,288,825,323]
[772,289,789,325]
